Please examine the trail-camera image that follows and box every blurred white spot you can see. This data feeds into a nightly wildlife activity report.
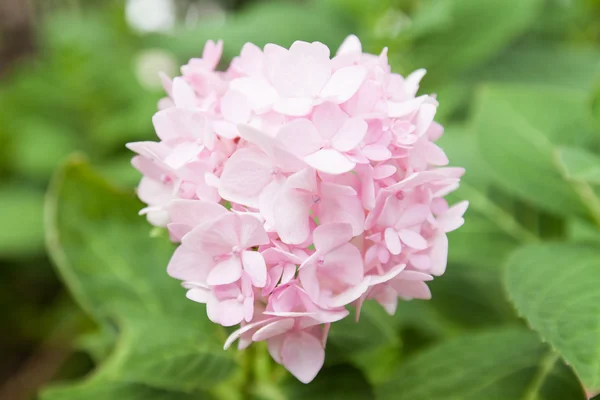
[126,0,176,33]
[135,49,177,90]
[185,0,226,29]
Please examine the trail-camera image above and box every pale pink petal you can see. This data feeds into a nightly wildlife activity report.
[172,77,197,108]
[252,318,295,341]
[207,256,243,286]
[238,214,270,248]
[410,254,431,270]
[372,164,397,179]
[242,251,267,288]
[281,331,325,383]
[267,335,285,364]
[312,223,354,253]
[272,188,313,245]
[320,66,367,103]
[230,77,278,111]
[186,287,211,303]
[169,199,228,235]
[167,246,210,282]
[405,68,426,97]
[277,119,322,156]
[183,214,238,254]
[218,148,274,208]
[218,299,245,327]
[328,277,371,308]
[331,118,368,152]
[273,97,315,116]
[414,103,437,138]
[336,34,362,55]
[429,233,448,275]
[374,285,398,315]
[221,90,251,123]
[369,263,406,285]
[224,318,279,349]
[422,141,449,166]
[362,144,392,161]
[212,120,239,139]
[312,102,348,139]
[384,227,402,255]
[398,229,428,250]
[395,280,431,300]
[304,149,355,174]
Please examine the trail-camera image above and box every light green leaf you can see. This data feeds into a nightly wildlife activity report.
[506,244,600,392]
[376,328,585,400]
[40,380,211,400]
[45,156,192,323]
[556,147,600,185]
[400,0,543,83]
[45,157,237,392]
[282,364,374,400]
[0,186,45,258]
[99,314,235,393]
[474,84,599,217]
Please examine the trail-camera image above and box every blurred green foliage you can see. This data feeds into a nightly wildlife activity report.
[2,0,600,398]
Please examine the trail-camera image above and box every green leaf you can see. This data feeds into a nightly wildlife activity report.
[44,157,237,392]
[282,364,374,400]
[556,147,600,185]
[45,156,191,323]
[376,328,585,400]
[506,243,600,392]
[400,0,543,83]
[99,314,235,393]
[0,186,45,258]
[474,84,599,218]
[41,380,211,400]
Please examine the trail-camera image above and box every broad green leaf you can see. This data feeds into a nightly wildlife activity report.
[282,364,374,400]
[376,328,585,400]
[398,0,543,83]
[99,314,235,393]
[506,244,600,392]
[474,44,600,90]
[41,380,211,400]
[0,186,45,258]
[474,84,599,217]
[556,147,600,185]
[45,156,191,323]
[45,158,237,392]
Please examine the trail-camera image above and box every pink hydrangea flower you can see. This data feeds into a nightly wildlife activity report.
[128,35,467,383]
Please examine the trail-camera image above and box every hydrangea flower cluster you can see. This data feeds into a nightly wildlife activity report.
[127,35,467,384]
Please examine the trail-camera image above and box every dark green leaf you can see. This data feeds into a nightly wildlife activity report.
[282,364,374,400]
[506,243,600,391]
[376,328,585,400]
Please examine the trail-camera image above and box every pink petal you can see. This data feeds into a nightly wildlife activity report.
[327,277,371,308]
[167,246,210,282]
[223,317,279,350]
[207,256,243,286]
[242,251,267,288]
[422,141,449,166]
[398,229,428,250]
[372,164,397,179]
[405,68,426,97]
[272,188,313,245]
[272,41,331,98]
[238,214,270,248]
[216,299,245,327]
[281,331,325,383]
[362,144,392,161]
[369,263,406,286]
[183,214,238,255]
[213,120,239,139]
[277,119,322,156]
[387,96,426,118]
[169,199,228,229]
[336,34,362,55]
[384,227,402,255]
[313,222,354,253]
[172,77,197,108]
[186,287,211,303]
[320,65,367,103]
[414,103,437,138]
[331,118,368,152]
[221,90,251,124]
[219,148,274,208]
[374,285,398,315]
[252,318,295,341]
[229,77,278,112]
[304,149,355,174]
[312,102,348,139]
[272,97,315,116]
[410,254,431,270]
[267,334,285,364]
[429,233,448,276]
[395,280,432,300]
